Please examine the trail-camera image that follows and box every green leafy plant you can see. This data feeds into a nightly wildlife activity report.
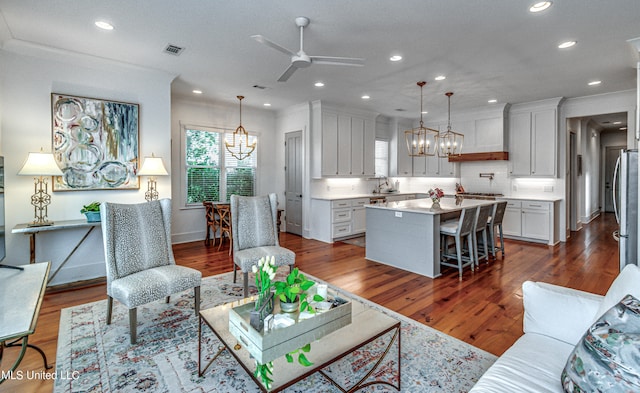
[273,267,323,313]
[254,361,273,390]
[80,201,100,214]
[286,343,313,367]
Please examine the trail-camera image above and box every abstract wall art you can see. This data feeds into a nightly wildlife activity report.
[51,93,140,191]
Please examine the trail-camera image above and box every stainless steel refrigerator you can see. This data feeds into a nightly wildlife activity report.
[613,149,638,271]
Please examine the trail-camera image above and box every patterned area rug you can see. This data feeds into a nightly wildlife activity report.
[54,272,496,392]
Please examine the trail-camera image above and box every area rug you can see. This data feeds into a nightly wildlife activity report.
[54,272,496,392]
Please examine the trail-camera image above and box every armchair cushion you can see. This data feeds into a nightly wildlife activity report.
[235,195,276,250]
[234,246,295,273]
[110,265,201,309]
[522,281,603,346]
[595,264,640,319]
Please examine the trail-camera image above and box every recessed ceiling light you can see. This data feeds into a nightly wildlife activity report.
[588,80,602,86]
[390,55,402,62]
[361,95,370,100]
[558,40,576,49]
[529,1,552,13]
[192,89,203,94]
[434,75,446,81]
[621,127,628,130]
[613,121,622,125]
[314,82,324,87]
[488,99,498,103]
[263,103,271,107]
[95,20,114,30]
[421,111,428,114]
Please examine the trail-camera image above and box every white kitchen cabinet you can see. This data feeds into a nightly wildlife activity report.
[352,198,368,234]
[509,98,562,177]
[396,127,413,176]
[312,101,378,178]
[499,198,559,245]
[310,197,370,242]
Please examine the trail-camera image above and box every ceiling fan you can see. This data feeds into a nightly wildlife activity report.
[251,16,365,82]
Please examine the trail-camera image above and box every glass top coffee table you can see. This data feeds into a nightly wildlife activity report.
[198,294,401,392]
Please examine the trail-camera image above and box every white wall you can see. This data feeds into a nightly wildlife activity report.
[0,42,174,284]
[170,96,280,243]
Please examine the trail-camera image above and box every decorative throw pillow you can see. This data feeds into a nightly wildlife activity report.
[561,294,640,392]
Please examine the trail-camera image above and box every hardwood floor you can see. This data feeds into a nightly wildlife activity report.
[1,213,620,392]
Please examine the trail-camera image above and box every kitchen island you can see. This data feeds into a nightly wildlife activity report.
[365,197,495,278]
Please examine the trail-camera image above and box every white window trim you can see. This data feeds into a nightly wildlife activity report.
[180,122,259,209]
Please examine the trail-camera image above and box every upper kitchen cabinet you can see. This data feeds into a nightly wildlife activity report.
[508,98,563,177]
[311,101,378,178]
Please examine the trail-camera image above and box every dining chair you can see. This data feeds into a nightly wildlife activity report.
[216,203,232,254]
[101,199,201,344]
[230,193,295,297]
[487,201,508,259]
[440,206,477,279]
[203,201,218,246]
[472,203,494,267]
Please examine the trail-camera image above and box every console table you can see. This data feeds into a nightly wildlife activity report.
[0,261,52,384]
[12,220,100,283]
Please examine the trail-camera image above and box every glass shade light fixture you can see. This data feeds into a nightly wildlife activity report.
[138,153,168,202]
[436,92,464,157]
[225,95,256,161]
[18,149,64,226]
[405,81,438,157]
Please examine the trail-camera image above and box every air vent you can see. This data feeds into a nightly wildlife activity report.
[395,108,407,112]
[164,44,184,56]
[253,85,268,90]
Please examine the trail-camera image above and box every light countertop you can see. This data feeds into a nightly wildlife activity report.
[365,198,495,215]
[311,192,419,201]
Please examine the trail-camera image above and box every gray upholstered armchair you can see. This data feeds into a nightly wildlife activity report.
[230,193,295,297]
[101,199,201,344]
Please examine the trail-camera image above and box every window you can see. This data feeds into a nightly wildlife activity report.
[374,139,389,177]
[184,126,257,205]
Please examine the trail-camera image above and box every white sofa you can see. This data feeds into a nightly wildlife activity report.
[470,264,640,393]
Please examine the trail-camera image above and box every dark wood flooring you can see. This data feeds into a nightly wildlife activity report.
[1,213,620,392]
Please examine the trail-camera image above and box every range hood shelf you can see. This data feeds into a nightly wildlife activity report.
[448,151,509,162]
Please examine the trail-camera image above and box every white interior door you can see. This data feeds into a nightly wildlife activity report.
[285,131,303,236]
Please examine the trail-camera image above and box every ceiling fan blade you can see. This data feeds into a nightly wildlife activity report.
[251,35,295,56]
[310,56,365,66]
[277,64,298,82]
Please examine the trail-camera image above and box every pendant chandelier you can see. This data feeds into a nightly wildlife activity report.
[405,81,438,157]
[225,95,256,160]
[436,92,464,157]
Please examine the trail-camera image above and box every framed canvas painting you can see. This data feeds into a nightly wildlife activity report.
[51,93,140,190]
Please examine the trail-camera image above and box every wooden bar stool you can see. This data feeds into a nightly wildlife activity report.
[440,206,477,279]
[473,204,494,267]
[487,201,508,259]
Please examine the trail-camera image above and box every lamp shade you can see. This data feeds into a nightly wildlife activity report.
[18,151,63,176]
[138,155,168,176]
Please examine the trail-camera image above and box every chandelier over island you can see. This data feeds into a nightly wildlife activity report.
[404,81,438,157]
[436,92,464,158]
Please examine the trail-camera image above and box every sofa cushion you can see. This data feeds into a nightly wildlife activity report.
[595,264,640,320]
[469,333,575,393]
[561,294,640,393]
[523,281,603,346]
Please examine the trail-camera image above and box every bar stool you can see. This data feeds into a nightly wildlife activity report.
[203,201,218,246]
[487,201,508,259]
[473,203,494,267]
[440,206,477,279]
[216,203,232,255]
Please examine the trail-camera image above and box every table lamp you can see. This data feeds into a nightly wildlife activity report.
[18,149,64,227]
[138,153,168,202]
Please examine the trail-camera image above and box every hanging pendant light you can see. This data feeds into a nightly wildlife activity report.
[405,81,439,157]
[225,95,256,160]
[436,92,464,157]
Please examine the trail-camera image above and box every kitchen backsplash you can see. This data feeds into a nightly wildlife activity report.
[311,161,562,199]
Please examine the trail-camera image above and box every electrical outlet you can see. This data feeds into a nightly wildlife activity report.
[544,185,553,192]
[352,185,355,190]
[395,212,403,218]
[326,186,330,191]
[512,185,518,192]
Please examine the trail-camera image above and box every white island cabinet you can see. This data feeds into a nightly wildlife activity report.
[365,198,495,278]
